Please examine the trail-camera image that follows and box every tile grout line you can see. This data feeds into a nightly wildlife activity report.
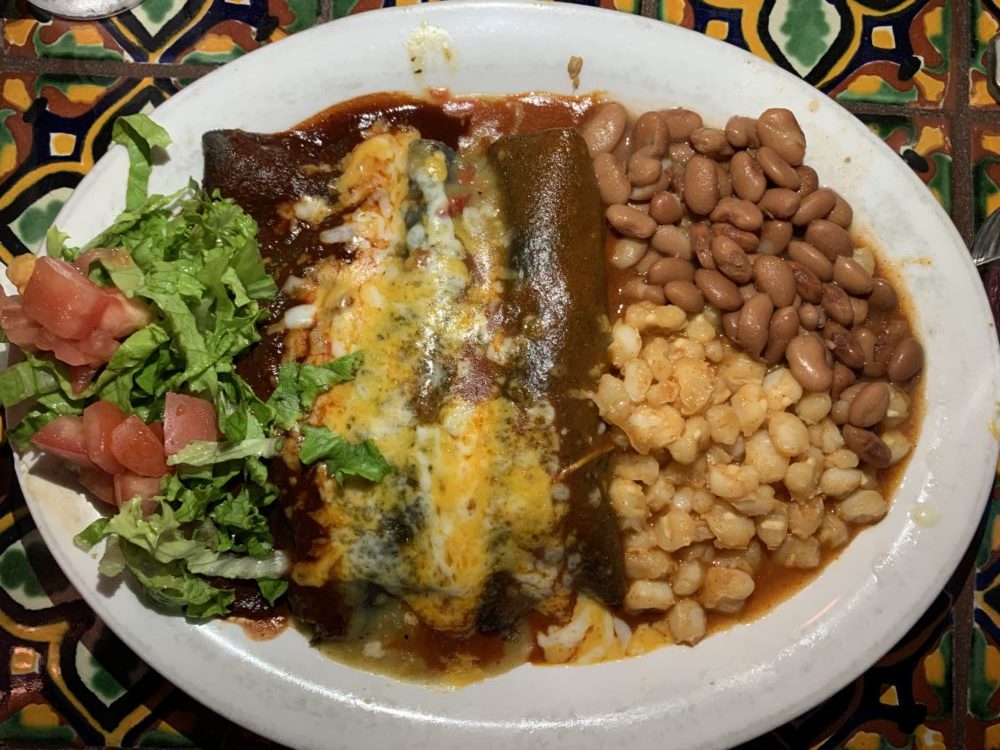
[949,2,974,748]
[0,54,215,80]
[320,0,332,24]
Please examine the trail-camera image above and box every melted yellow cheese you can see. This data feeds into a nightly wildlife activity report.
[287,130,567,634]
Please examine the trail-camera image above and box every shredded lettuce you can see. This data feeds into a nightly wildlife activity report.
[112,114,171,210]
[298,425,393,484]
[267,352,364,430]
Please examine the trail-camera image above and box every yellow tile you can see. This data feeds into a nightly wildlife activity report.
[923,7,944,41]
[985,722,1000,750]
[0,144,16,177]
[983,133,1000,155]
[2,79,31,111]
[21,703,60,729]
[3,19,35,47]
[705,20,728,40]
[979,9,999,45]
[663,0,685,25]
[879,685,899,705]
[913,70,945,102]
[69,26,103,45]
[845,731,881,750]
[914,125,945,156]
[973,78,995,107]
[64,84,104,105]
[49,132,76,157]
[924,647,946,688]
[10,646,38,674]
[915,725,945,750]
[195,33,235,53]
[613,0,638,11]
[872,26,895,50]
[986,640,1000,684]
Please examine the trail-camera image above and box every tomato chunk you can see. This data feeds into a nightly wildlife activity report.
[69,365,99,395]
[79,467,115,506]
[114,472,162,516]
[98,294,152,340]
[31,415,94,468]
[110,415,169,477]
[83,401,127,474]
[22,258,108,340]
[163,393,220,455]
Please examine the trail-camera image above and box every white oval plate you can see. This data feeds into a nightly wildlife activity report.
[15,3,1000,749]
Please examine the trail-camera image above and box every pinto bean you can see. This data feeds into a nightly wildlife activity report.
[787,259,824,303]
[795,166,819,198]
[886,338,924,382]
[661,108,703,142]
[753,255,796,307]
[798,303,824,330]
[691,222,714,269]
[623,278,666,305]
[842,425,892,468]
[791,188,836,226]
[710,197,763,231]
[628,145,664,187]
[725,116,759,148]
[711,235,753,283]
[833,256,873,295]
[668,141,695,168]
[593,153,631,205]
[788,241,833,282]
[716,162,732,198]
[756,146,801,189]
[821,283,855,327]
[691,127,734,158]
[786,334,834,391]
[851,297,869,327]
[651,225,693,259]
[848,382,890,428]
[827,194,854,228]
[649,191,684,224]
[729,151,766,203]
[632,111,669,156]
[805,219,853,260]
[822,321,865,369]
[762,307,800,365]
[756,108,806,166]
[609,238,649,269]
[684,155,721,215]
[758,220,793,255]
[758,188,800,220]
[737,293,773,357]
[868,278,898,311]
[722,311,740,344]
[648,258,695,288]
[831,363,856,400]
[695,269,743,311]
[580,102,628,157]
[664,280,705,313]
[629,170,671,202]
[854,327,876,370]
[711,222,759,252]
[607,204,656,238]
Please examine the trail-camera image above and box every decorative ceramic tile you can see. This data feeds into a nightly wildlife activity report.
[972,123,1000,230]
[1,0,320,63]
[966,478,1000,750]
[333,0,640,18]
[858,114,953,212]
[971,0,1000,107]
[654,0,951,108]
[0,74,181,264]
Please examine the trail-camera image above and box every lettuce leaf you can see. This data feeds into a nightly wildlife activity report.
[298,425,392,484]
[112,114,171,210]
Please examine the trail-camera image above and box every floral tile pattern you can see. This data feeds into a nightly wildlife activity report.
[1,0,998,748]
[0,0,319,64]
[971,0,1000,107]
[654,0,952,108]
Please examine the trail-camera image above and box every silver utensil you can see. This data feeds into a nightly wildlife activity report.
[26,0,141,20]
[971,209,1000,269]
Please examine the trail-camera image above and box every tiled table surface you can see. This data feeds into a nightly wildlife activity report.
[0,0,999,747]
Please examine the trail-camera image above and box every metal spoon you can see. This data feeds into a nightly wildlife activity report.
[971,209,1000,269]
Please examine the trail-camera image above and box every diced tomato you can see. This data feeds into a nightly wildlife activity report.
[113,472,162,516]
[34,329,97,367]
[98,293,152,340]
[31,416,94,468]
[76,329,119,361]
[110,415,169,477]
[148,420,164,442]
[22,258,108,340]
[82,401,127,474]
[69,365,99,395]
[79,467,115,506]
[163,393,220,455]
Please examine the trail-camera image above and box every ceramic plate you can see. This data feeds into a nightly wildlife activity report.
[13,3,1000,748]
